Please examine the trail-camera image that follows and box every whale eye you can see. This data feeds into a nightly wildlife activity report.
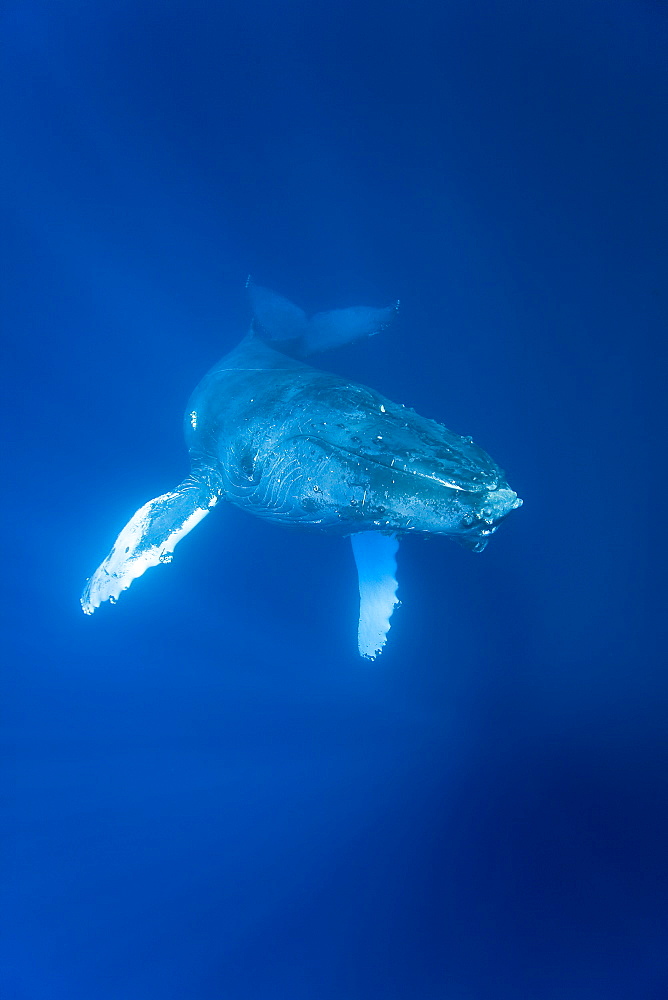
[239,452,254,478]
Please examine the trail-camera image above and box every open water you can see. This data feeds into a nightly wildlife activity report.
[1,2,666,997]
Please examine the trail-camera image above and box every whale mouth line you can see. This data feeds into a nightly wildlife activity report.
[463,511,511,535]
[290,434,480,493]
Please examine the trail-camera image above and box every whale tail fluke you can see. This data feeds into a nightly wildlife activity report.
[81,475,220,615]
[247,279,398,356]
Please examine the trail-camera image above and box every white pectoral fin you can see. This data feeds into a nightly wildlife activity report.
[81,477,219,614]
[350,531,400,660]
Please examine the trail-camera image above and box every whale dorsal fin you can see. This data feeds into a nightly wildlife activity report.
[247,279,399,356]
[350,531,400,660]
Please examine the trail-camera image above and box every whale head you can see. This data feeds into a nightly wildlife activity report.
[249,375,522,548]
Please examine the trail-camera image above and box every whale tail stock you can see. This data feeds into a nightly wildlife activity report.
[246,278,399,356]
[81,475,220,614]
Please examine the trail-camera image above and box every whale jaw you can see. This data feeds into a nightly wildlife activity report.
[452,489,522,550]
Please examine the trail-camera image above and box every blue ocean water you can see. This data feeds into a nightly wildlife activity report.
[1,1,666,997]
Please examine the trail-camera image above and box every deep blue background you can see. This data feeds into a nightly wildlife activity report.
[2,1,667,997]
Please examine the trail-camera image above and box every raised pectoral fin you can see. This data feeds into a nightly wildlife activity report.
[350,532,400,660]
[81,477,219,614]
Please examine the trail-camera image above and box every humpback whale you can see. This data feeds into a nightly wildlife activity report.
[82,282,522,658]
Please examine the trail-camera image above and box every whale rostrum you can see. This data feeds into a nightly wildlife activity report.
[81,282,522,659]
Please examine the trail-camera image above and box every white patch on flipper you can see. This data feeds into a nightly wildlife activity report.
[81,492,211,614]
[350,532,400,660]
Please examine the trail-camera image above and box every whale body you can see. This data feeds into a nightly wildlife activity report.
[82,283,522,658]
